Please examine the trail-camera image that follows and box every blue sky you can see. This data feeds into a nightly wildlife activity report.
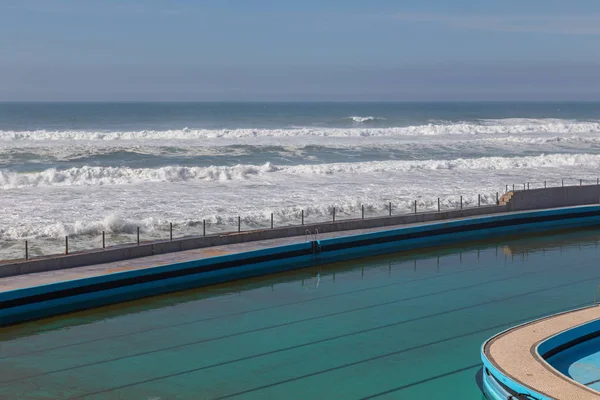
[1,0,600,101]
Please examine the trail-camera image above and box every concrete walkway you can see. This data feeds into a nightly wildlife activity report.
[485,305,600,399]
[0,220,436,293]
[1,205,596,294]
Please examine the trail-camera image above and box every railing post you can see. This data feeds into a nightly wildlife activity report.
[598,177,599,185]
[102,231,105,249]
[523,183,526,191]
[580,179,583,186]
[270,213,273,229]
[460,196,463,210]
[389,202,392,217]
[361,205,364,220]
[512,184,515,191]
[496,192,499,205]
[527,182,529,190]
[137,227,140,246]
[562,179,564,187]
[170,222,173,241]
[438,197,440,212]
[414,200,417,214]
[65,236,69,254]
[25,240,28,260]
[505,184,508,193]
[478,194,481,207]
[302,210,304,225]
[544,180,547,188]
[333,207,336,222]
[203,219,206,236]
[238,216,241,232]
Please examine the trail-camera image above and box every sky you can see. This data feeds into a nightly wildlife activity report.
[1,0,600,101]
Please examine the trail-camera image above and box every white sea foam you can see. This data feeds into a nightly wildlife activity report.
[3,116,600,259]
[480,135,600,145]
[0,163,280,189]
[1,135,600,167]
[346,116,385,123]
[0,135,599,166]
[0,194,501,240]
[1,213,162,239]
[2,153,599,189]
[3,119,600,141]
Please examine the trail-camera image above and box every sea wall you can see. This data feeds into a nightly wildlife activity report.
[3,184,600,279]
[508,185,600,211]
[3,205,600,326]
[0,205,505,278]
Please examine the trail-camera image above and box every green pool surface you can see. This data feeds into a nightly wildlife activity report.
[2,228,600,399]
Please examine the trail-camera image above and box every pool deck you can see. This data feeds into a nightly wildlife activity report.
[0,218,439,293]
[484,305,600,399]
[0,205,598,295]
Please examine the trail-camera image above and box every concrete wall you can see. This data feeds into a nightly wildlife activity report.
[0,205,506,278]
[538,309,600,359]
[2,184,599,279]
[508,185,600,211]
[4,205,600,327]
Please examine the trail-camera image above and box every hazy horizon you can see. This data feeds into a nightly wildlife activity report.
[3,100,600,104]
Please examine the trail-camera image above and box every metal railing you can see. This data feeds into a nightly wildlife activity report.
[504,178,600,193]
[9,176,600,263]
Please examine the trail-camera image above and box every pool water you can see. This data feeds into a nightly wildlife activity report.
[2,228,600,399]
[547,335,600,392]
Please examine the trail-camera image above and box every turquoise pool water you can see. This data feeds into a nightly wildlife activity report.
[2,228,600,399]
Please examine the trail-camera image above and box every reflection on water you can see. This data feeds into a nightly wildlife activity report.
[1,226,600,399]
[501,228,600,257]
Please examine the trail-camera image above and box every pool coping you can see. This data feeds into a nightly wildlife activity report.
[3,205,600,327]
[482,305,600,400]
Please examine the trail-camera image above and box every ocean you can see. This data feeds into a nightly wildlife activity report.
[1,101,600,259]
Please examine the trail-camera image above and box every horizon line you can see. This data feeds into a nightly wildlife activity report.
[2,99,600,104]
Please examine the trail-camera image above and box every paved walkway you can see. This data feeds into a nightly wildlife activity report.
[0,221,430,293]
[1,205,592,294]
[485,305,600,399]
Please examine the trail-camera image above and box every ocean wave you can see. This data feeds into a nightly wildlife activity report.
[0,194,500,240]
[1,135,599,165]
[3,119,600,140]
[481,135,600,145]
[0,163,279,189]
[0,135,599,164]
[2,153,599,189]
[346,116,385,123]
[283,154,600,175]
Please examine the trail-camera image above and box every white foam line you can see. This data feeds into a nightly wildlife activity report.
[1,153,599,189]
[2,118,600,141]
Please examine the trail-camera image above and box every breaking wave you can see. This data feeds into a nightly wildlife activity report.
[346,116,385,123]
[0,163,280,189]
[0,194,500,240]
[3,119,600,140]
[2,153,600,189]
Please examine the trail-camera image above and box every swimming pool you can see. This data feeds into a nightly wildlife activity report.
[2,227,600,399]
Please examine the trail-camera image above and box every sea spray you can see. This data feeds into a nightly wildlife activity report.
[0,194,501,241]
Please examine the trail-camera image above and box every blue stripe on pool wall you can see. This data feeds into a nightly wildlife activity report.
[2,206,600,326]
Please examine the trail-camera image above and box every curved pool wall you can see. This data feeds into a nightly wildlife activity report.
[481,308,600,400]
[538,315,600,361]
[3,205,600,327]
